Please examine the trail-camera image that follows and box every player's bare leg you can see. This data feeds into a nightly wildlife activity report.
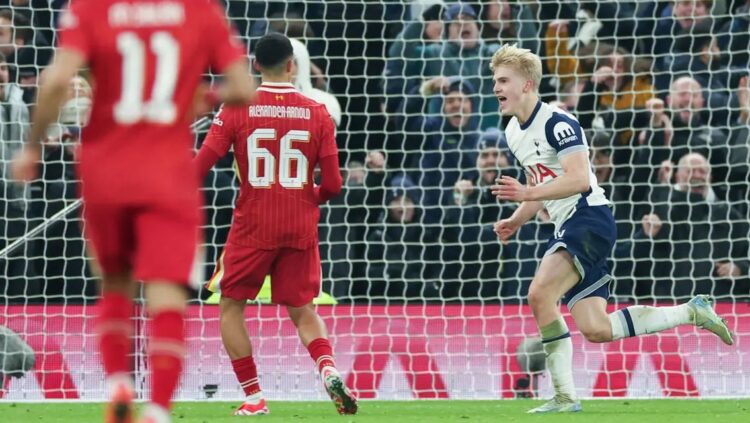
[526,251,581,414]
[99,272,137,423]
[288,304,357,415]
[572,292,734,345]
[137,282,187,423]
[219,296,268,416]
[529,250,735,415]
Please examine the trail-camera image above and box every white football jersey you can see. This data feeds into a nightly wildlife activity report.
[505,101,609,229]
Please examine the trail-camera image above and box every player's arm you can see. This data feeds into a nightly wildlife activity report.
[524,150,590,201]
[495,176,544,224]
[194,144,222,179]
[493,178,543,243]
[315,155,343,204]
[13,49,85,181]
[194,107,235,179]
[204,1,255,106]
[218,59,255,105]
[314,108,343,204]
[508,196,545,224]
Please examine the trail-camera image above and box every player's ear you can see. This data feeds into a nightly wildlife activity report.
[252,61,262,73]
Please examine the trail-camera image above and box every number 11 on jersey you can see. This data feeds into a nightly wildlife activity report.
[114,31,179,125]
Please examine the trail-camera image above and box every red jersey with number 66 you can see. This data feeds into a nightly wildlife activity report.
[57,0,244,204]
[202,82,339,250]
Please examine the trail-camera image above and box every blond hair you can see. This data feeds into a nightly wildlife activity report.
[490,43,543,92]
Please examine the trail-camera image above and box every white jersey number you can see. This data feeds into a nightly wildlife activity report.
[114,31,179,125]
[247,128,309,188]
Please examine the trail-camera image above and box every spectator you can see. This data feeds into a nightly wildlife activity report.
[27,75,92,301]
[648,0,714,90]
[400,77,481,227]
[633,77,728,197]
[442,129,517,299]
[0,50,28,207]
[553,79,585,113]
[0,8,51,103]
[365,174,441,300]
[616,153,750,300]
[546,20,654,165]
[0,48,28,298]
[414,3,501,129]
[473,0,539,55]
[726,75,750,208]
[718,0,750,68]
[382,2,444,114]
[0,1,55,47]
[671,24,733,126]
[321,153,388,301]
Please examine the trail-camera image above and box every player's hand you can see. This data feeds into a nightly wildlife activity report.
[494,218,520,244]
[641,213,663,238]
[189,82,215,119]
[715,261,742,278]
[426,77,452,94]
[453,179,475,204]
[548,20,569,35]
[491,175,529,202]
[365,151,386,172]
[646,98,665,123]
[738,76,750,121]
[591,66,615,89]
[310,62,327,90]
[658,160,674,184]
[739,75,750,107]
[11,146,41,182]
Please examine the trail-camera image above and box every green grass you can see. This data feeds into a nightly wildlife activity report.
[1,400,749,423]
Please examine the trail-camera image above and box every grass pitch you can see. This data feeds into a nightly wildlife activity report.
[1,399,748,423]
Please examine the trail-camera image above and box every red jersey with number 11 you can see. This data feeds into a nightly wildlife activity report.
[202,82,339,249]
[57,0,244,203]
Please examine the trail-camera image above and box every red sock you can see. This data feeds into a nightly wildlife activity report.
[231,355,261,396]
[97,292,133,376]
[307,338,335,373]
[148,310,185,410]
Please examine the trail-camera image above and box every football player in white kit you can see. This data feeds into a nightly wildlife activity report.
[488,44,734,413]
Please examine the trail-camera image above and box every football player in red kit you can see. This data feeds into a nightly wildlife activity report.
[13,1,254,422]
[194,33,357,416]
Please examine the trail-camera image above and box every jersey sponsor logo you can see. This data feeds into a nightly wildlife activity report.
[555,229,566,239]
[526,163,558,185]
[553,121,578,146]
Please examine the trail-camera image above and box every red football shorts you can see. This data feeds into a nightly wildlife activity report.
[82,199,201,286]
[206,242,321,307]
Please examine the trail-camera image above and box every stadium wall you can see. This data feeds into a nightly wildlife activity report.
[1,304,746,400]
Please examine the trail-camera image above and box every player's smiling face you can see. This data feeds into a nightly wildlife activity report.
[493,65,530,117]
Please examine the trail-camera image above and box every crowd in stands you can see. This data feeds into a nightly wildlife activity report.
[1,0,748,304]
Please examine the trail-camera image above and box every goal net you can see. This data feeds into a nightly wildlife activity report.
[1,0,748,401]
